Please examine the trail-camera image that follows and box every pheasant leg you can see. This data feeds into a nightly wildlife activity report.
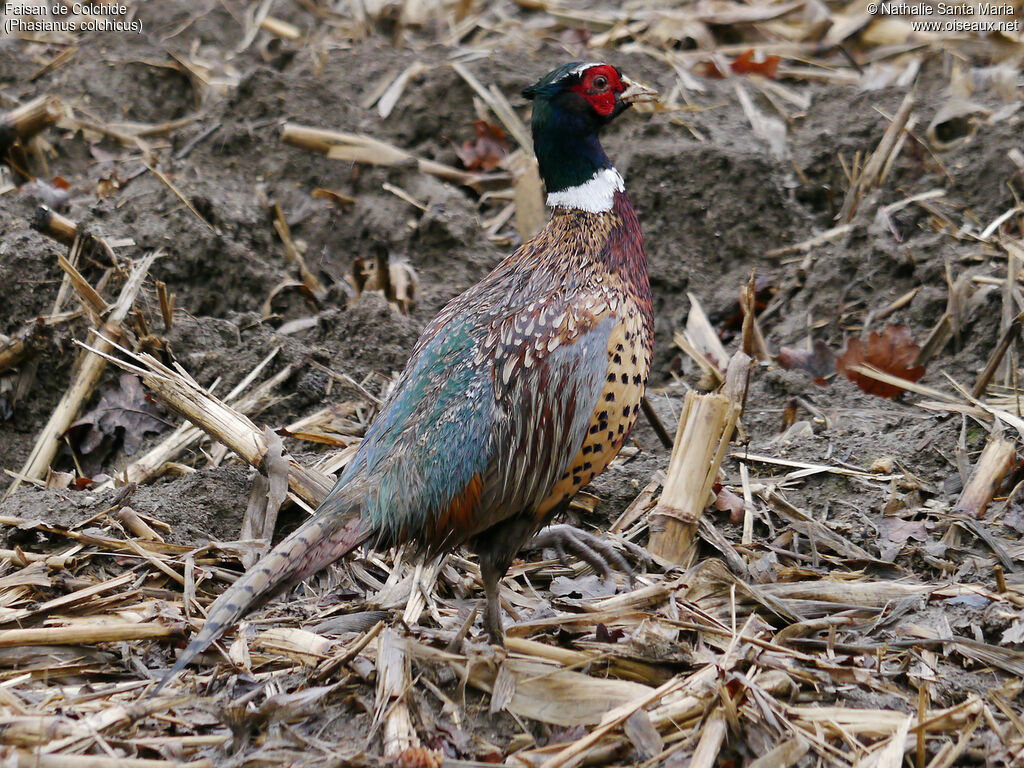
[479,556,506,645]
[527,524,632,585]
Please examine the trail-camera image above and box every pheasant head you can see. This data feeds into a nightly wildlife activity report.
[523,62,656,212]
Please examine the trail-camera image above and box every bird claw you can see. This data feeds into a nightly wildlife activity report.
[526,524,633,587]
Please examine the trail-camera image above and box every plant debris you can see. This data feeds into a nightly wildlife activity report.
[455,119,510,172]
[701,49,781,79]
[66,373,166,474]
[776,339,836,385]
[836,324,926,398]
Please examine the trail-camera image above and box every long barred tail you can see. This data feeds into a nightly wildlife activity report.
[154,503,371,693]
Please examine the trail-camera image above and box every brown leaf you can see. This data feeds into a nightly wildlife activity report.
[67,374,166,470]
[776,339,836,385]
[595,622,626,642]
[700,61,727,79]
[395,747,443,768]
[836,324,925,398]
[311,187,356,206]
[700,50,781,79]
[877,517,927,561]
[714,486,746,524]
[455,120,509,172]
[730,49,781,78]
[780,397,799,432]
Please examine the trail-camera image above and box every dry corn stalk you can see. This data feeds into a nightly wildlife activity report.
[252,628,333,666]
[0,94,62,155]
[77,337,335,507]
[6,253,157,498]
[0,622,178,648]
[273,203,326,299]
[740,272,770,361]
[956,434,1016,519]
[349,248,418,314]
[31,205,78,246]
[375,627,419,756]
[6,751,212,767]
[511,153,546,242]
[838,91,914,223]
[675,293,729,389]
[94,361,293,492]
[281,124,503,193]
[648,391,741,565]
[0,320,45,374]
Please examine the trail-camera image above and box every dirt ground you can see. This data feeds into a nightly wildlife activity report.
[2,1,1024,766]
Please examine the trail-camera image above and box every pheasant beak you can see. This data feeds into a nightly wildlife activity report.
[619,76,658,106]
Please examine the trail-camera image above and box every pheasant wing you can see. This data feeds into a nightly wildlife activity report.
[341,287,616,553]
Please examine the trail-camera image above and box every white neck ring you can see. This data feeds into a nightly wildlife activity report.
[546,167,623,213]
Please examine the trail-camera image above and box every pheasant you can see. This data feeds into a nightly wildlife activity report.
[158,62,656,689]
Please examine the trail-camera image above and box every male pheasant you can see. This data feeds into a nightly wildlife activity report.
[159,62,656,688]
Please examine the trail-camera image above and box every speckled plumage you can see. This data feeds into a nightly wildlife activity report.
[350,189,652,554]
[157,63,655,689]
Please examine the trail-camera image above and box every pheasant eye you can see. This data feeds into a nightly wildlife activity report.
[593,75,608,89]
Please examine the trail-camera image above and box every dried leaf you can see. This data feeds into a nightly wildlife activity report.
[311,187,356,206]
[594,622,626,642]
[730,49,781,78]
[700,50,781,79]
[455,120,509,172]
[781,397,799,431]
[877,517,927,562]
[714,486,746,524]
[96,169,122,198]
[700,60,728,79]
[1001,618,1024,645]
[66,374,166,469]
[549,573,616,599]
[623,709,663,760]
[836,324,925,398]
[776,339,836,385]
[490,662,516,714]
[89,145,118,162]
[395,747,443,768]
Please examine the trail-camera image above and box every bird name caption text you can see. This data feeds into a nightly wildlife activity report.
[864,1,1021,31]
[3,3,142,34]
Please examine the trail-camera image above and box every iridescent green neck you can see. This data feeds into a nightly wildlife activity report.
[531,98,611,195]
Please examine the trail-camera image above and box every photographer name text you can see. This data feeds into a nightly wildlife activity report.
[864,1,1021,31]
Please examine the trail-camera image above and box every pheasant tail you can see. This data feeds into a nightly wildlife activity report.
[154,498,371,693]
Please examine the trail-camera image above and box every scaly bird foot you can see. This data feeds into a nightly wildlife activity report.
[479,557,507,646]
[526,524,632,587]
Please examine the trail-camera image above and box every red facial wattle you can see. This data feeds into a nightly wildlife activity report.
[570,65,624,117]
